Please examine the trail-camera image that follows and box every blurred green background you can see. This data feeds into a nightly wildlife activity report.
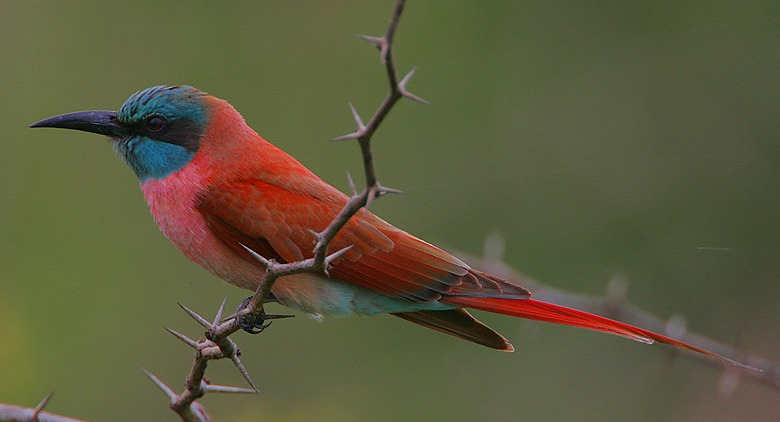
[2,1,779,421]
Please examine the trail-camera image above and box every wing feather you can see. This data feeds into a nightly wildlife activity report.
[197,177,530,302]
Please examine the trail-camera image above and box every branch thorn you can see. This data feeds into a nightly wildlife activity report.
[346,170,357,196]
[230,354,258,391]
[178,303,213,329]
[306,229,324,248]
[214,297,228,326]
[332,131,360,142]
[398,68,430,105]
[356,34,385,48]
[332,104,367,142]
[164,327,199,349]
[348,103,366,131]
[377,185,404,196]
[263,313,295,321]
[325,245,353,268]
[201,381,259,394]
[241,244,273,268]
[142,369,177,401]
[365,188,377,209]
[32,392,53,422]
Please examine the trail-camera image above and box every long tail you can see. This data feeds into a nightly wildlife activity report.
[444,296,753,369]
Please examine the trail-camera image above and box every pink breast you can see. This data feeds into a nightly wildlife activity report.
[140,162,265,291]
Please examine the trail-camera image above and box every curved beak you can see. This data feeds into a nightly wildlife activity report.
[30,110,129,138]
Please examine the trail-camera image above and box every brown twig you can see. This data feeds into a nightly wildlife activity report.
[142,1,420,420]
[457,234,780,395]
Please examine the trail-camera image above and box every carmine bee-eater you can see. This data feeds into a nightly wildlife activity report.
[31,85,743,365]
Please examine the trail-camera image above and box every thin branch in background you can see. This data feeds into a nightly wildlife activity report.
[140,1,420,420]
[456,233,780,395]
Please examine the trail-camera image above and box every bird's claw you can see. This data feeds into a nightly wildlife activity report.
[238,313,272,334]
[235,296,294,334]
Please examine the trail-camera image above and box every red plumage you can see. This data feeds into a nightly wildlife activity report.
[31,82,755,377]
[33,89,744,368]
[143,94,747,368]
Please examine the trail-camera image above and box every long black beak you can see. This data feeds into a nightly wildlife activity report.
[30,110,129,138]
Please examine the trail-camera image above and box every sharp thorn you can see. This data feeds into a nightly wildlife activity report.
[178,303,213,329]
[33,391,53,419]
[306,229,323,247]
[332,104,367,142]
[263,313,295,320]
[190,402,210,421]
[365,189,376,209]
[230,354,258,391]
[348,103,366,130]
[345,170,357,196]
[201,381,259,394]
[214,297,228,326]
[332,131,361,142]
[398,67,417,87]
[401,90,430,105]
[326,245,353,266]
[378,186,404,196]
[142,369,177,400]
[398,68,430,105]
[241,244,272,267]
[355,34,384,47]
[164,327,199,349]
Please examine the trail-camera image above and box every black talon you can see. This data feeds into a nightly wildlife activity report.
[235,296,294,334]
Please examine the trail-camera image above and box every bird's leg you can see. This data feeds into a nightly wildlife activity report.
[235,295,294,334]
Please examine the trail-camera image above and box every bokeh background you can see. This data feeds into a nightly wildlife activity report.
[2,1,779,421]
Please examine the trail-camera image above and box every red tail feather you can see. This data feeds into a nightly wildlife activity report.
[444,296,753,369]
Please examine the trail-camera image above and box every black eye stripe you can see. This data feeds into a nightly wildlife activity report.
[145,116,165,132]
[124,114,203,153]
[142,118,203,152]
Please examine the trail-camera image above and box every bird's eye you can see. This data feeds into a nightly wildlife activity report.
[145,116,165,132]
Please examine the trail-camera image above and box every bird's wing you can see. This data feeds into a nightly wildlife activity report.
[197,178,529,302]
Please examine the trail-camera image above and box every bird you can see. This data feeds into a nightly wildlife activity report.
[31,85,744,366]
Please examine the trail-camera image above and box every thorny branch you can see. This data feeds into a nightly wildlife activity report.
[141,1,420,421]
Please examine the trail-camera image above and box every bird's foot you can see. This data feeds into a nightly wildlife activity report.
[236,296,294,334]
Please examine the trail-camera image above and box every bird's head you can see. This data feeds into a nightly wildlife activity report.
[31,85,211,181]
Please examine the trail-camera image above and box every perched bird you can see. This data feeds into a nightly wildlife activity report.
[31,85,742,365]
